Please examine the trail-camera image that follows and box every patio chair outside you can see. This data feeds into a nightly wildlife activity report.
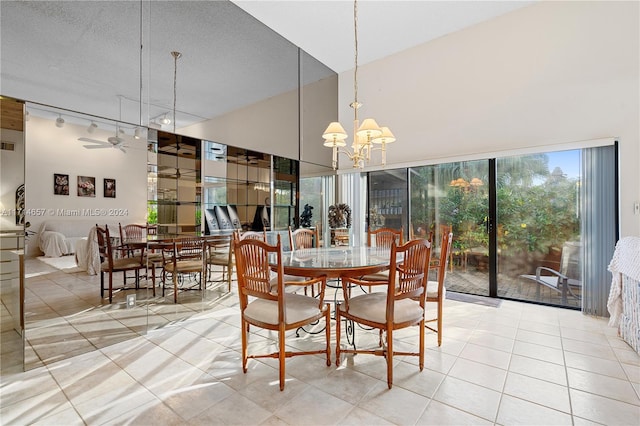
[521,241,582,305]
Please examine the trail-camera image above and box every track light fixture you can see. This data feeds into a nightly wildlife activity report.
[55,115,65,128]
[87,121,97,133]
[159,114,171,125]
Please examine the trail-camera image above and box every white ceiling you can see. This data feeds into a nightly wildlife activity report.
[232,0,535,73]
[1,1,534,130]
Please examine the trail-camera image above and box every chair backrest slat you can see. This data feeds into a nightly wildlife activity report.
[289,226,318,250]
[119,223,146,242]
[368,227,404,248]
[389,238,432,304]
[233,233,281,304]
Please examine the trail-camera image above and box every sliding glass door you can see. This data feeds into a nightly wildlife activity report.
[372,143,616,309]
[495,150,582,308]
[409,160,490,297]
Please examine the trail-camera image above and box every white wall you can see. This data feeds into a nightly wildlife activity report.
[181,88,300,160]
[337,1,639,237]
[181,74,337,169]
[25,116,148,256]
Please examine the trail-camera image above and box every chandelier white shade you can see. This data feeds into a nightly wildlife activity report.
[322,0,395,170]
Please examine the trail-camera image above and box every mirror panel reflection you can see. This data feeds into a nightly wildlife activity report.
[4,1,338,371]
[22,105,149,370]
[0,97,26,374]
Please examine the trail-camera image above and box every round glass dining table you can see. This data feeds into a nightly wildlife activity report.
[273,246,395,279]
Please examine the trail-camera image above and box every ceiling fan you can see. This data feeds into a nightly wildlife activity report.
[78,126,128,153]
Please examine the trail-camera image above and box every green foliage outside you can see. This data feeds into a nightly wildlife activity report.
[147,203,157,224]
[410,154,580,256]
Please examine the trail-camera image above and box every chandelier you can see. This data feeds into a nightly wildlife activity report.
[322,0,396,170]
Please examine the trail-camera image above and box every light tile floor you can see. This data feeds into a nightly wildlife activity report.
[1,265,639,425]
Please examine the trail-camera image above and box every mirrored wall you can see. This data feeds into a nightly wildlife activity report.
[1,1,338,370]
[0,97,26,374]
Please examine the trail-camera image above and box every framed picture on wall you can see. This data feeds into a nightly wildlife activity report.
[53,173,69,195]
[103,178,116,198]
[77,176,96,197]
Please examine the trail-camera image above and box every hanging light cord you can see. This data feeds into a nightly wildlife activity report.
[171,51,182,133]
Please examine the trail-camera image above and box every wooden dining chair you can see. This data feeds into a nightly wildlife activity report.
[368,227,404,248]
[288,226,318,250]
[232,233,331,391]
[96,224,146,303]
[118,223,146,256]
[160,237,205,303]
[288,226,321,295]
[362,227,404,281]
[425,231,453,346]
[434,224,454,272]
[336,238,432,389]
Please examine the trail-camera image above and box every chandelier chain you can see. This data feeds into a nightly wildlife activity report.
[353,0,359,107]
[321,0,394,170]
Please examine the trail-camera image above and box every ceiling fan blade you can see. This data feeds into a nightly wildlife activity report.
[118,146,127,153]
[78,137,107,144]
[83,144,111,149]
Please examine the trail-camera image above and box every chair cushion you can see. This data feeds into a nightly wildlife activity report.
[244,293,322,325]
[270,275,308,294]
[360,269,390,281]
[143,252,163,263]
[165,260,202,273]
[101,257,143,271]
[426,281,446,299]
[340,292,424,325]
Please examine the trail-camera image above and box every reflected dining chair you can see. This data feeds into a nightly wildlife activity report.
[368,227,404,248]
[233,233,331,391]
[96,224,146,303]
[425,231,453,346]
[160,237,205,303]
[118,223,146,257]
[336,238,432,389]
[239,230,266,241]
[288,226,321,295]
[288,226,318,250]
[203,233,234,293]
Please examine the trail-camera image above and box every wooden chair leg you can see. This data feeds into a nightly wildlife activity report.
[108,272,113,303]
[151,264,156,296]
[419,318,425,370]
[241,318,248,373]
[173,272,178,303]
[278,325,286,391]
[325,305,331,366]
[335,305,342,366]
[437,299,443,346]
[386,327,393,389]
